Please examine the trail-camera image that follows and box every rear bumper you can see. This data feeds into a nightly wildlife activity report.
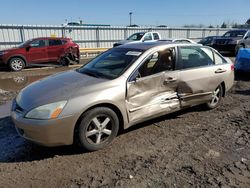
[11,110,76,147]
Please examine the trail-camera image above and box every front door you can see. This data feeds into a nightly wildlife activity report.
[27,39,48,63]
[126,48,180,123]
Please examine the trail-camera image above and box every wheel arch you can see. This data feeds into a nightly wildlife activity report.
[73,103,125,142]
[220,81,226,97]
[7,55,27,65]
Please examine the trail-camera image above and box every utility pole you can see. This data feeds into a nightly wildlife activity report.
[129,12,133,26]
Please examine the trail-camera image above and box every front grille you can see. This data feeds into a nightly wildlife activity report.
[215,39,232,45]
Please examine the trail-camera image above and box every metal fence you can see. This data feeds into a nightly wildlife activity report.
[0,24,230,49]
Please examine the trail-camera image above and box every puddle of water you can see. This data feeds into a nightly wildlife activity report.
[0,74,50,92]
[0,101,12,118]
[0,67,75,92]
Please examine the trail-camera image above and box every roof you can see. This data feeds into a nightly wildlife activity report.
[30,37,71,40]
[116,41,200,51]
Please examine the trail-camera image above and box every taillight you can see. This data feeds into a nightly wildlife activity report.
[230,64,234,71]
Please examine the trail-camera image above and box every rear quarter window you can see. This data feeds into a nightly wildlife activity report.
[214,52,227,64]
[49,39,63,46]
[153,33,160,40]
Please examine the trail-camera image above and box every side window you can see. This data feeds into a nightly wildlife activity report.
[49,39,62,46]
[30,40,45,48]
[153,33,160,40]
[214,52,227,64]
[143,33,152,41]
[177,46,214,70]
[137,48,175,78]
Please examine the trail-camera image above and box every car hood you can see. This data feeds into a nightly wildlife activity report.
[16,70,108,111]
[0,47,20,53]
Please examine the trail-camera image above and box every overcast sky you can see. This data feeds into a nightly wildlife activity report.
[0,0,249,26]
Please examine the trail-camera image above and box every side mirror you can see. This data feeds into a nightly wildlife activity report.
[26,44,31,51]
[244,36,248,40]
[129,71,141,82]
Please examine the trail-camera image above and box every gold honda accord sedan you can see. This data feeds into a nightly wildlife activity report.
[11,42,234,151]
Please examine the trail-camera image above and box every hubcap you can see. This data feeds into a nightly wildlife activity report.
[85,116,112,145]
[11,59,23,71]
[210,87,220,106]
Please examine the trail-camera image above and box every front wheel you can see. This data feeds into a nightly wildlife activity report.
[205,85,223,109]
[76,107,119,151]
[9,57,25,71]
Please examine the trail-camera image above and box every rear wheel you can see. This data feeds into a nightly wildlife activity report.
[76,107,119,151]
[9,57,25,71]
[205,85,223,109]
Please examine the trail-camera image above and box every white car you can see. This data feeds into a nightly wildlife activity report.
[113,32,161,47]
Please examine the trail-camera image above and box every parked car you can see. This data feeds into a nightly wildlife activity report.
[235,48,250,72]
[12,42,234,151]
[113,32,161,47]
[235,30,250,53]
[211,29,248,54]
[198,36,220,46]
[0,37,80,71]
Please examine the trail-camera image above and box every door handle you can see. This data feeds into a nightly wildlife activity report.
[215,68,226,73]
[164,77,177,84]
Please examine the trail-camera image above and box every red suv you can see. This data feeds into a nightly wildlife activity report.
[0,37,80,71]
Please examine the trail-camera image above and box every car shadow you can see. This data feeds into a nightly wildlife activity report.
[122,105,206,134]
[0,105,207,163]
[0,117,85,163]
[235,71,250,81]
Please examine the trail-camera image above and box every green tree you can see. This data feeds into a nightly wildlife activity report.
[246,18,250,25]
[221,22,227,28]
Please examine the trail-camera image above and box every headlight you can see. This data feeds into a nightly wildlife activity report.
[25,101,67,120]
[0,51,8,55]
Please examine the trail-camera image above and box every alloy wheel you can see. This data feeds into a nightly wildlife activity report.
[85,115,113,145]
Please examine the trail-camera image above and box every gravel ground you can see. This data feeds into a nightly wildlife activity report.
[0,63,249,187]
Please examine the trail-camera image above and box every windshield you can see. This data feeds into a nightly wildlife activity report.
[17,40,31,48]
[127,33,145,41]
[77,48,144,79]
[223,30,247,38]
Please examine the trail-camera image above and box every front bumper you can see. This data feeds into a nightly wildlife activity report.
[11,110,77,147]
[0,56,5,66]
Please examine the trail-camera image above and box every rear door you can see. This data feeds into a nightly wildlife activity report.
[47,39,65,62]
[126,48,180,123]
[176,46,228,107]
[27,39,48,63]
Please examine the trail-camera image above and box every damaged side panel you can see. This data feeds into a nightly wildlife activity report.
[178,66,224,107]
[126,72,180,123]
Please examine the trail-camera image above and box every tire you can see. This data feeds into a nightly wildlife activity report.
[60,57,69,66]
[76,107,119,151]
[9,57,25,71]
[205,85,223,109]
